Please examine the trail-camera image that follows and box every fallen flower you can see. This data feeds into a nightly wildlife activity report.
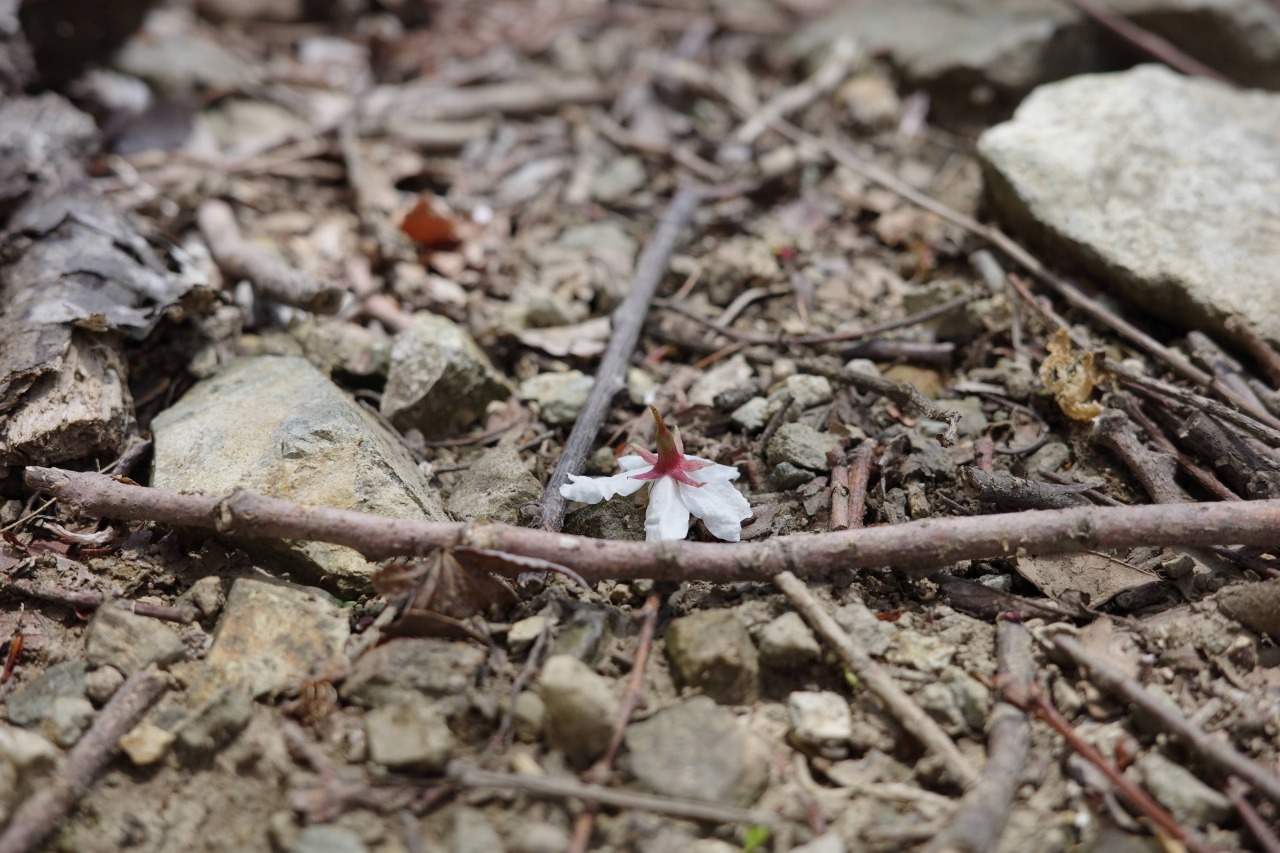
[560,406,753,542]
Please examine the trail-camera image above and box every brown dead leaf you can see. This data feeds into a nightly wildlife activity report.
[373,549,518,639]
[399,197,461,250]
[1014,551,1156,608]
[1038,328,1106,420]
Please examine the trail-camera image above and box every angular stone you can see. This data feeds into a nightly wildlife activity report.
[119,719,176,766]
[6,660,87,726]
[205,578,350,698]
[538,655,618,768]
[84,665,125,705]
[1135,751,1232,826]
[688,355,754,408]
[381,313,513,438]
[445,445,542,524]
[665,609,759,705]
[788,691,852,759]
[42,696,94,748]
[758,612,821,670]
[518,370,594,426]
[979,66,1280,346]
[172,684,252,766]
[730,397,769,433]
[85,606,186,674]
[290,825,368,853]
[0,723,58,826]
[340,638,484,716]
[624,696,769,807]
[365,698,454,773]
[766,422,839,473]
[152,355,448,591]
[563,498,645,542]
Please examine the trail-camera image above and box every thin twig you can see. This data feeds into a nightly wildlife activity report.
[1047,630,1280,807]
[1224,315,1280,389]
[846,440,876,528]
[1226,778,1280,853]
[925,619,1032,853]
[0,577,198,624]
[1092,409,1189,504]
[538,185,702,532]
[0,667,167,853]
[796,358,960,446]
[773,571,980,790]
[568,593,661,852]
[24,467,1280,584]
[445,762,776,826]
[1063,0,1237,85]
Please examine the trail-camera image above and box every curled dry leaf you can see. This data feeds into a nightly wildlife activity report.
[373,548,518,639]
[1038,328,1107,420]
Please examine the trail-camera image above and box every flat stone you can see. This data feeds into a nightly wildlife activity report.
[766,422,839,473]
[507,615,550,659]
[757,612,821,670]
[177,576,226,620]
[665,609,759,705]
[0,723,59,826]
[85,606,186,674]
[538,654,618,768]
[767,374,834,415]
[152,356,448,592]
[790,836,846,853]
[6,660,87,726]
[885,631,957,674]
[513,691,545,743]
[119,719,176,766]
[445,445,542,524]
[590,155,647,203]
[979,65,1280,346]
[290,825,368,853]
[833,602,896,657]
[42,696,94,748]
[172,684,252,766]
[381,313,513,437]
[563,498,646,542]
[730,397,769,433]
[365,698,454,773]
[205,578,350,698]
[340,639,484,717]
[84,665,125,705]
[451,807,503,853]
[689,355,754,408]
[788,691,853,759]
[769,462,815,491]
[624,696,769,807]
[916,667,991,736]
[1134,751,1232,826]
[518,370,594,425]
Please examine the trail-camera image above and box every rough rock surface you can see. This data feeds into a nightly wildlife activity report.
[152,355,448,590]
[446,444,542,523]
[979,65,1280,345]
[381,312,513,437]
[365,699,455,773]
[85,606,187,674]
[537,654,618,768]
[665,609,760,705]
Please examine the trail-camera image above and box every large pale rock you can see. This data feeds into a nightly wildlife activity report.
[151,356,448,591]
[381,313,512,438]
[979,66,1280,345]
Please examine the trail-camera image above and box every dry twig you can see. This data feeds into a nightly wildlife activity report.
[0,667,167,853]
[0,577,198,624]
[1063,0,1237,85]
[24,467,1280,585]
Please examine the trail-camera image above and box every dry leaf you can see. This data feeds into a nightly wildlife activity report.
[1038,328,1106,420]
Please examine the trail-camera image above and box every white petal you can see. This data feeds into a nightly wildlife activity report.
[559,466,653,504]
[678,476,753,542]
[644,476,691,541]
[687,460,741,484]
[617,454,650,472]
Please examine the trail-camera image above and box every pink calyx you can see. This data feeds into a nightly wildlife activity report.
[630,405,712,488]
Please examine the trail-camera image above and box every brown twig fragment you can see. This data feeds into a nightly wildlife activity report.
[960,467,1092,511]
[829,463,851,532]
[0,666,167,853]
[773,571,980,790]
[538,185,703,533]
[1047,630,1280,808]
[846,440,876,529]
[1091,409,1189,504]
[0,577,198,624]
[197,199,344,314]
[445,762,775,827]
[1063,0,1238,85]
[1225,315,1280,390]
[925,619,1033,853]
[1226,778,1280,853]
[998,674,1216,853]
[796,358,961,446]
[24,467,1280,585]
[568,593,661,853]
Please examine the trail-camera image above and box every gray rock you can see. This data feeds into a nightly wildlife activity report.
[152,356,448,591]
[885,631,957,673]
[787,691,852,759]
[177,576,226,620]
[509,822,569,853]
[563,499,645,541]
[290,825,368,853]
[173,684,252,766]
[6,660,87,726]
[769,462,816,491]
[624,696,769,807]
[1134,751,1232,826]
[979,66,1280,346]
[552,605,609,663]
[118,720,175,766]
[382,313,513,438]
[790,836,846,853]
[1026,441,1072,477]
[83,665,125,705]
[445,445,542,524]
[767,422,839,473]
[730,397,769,432]
[341,639,484,716]
[757,612,821,669]
[450,807,503,853]
[518,370,594,426]
[512,691,545,743]
[205,578,350,698]
[833,602,895,657]
[42,696,94,748]
[0,724,59,826]
[590,155,647,203]
[665,609,759,705]
[689,355,754,408]
[767,374,834,414]
[539,654,618,768]
[788,0,1101,124]
[916,667,991,736]
[366,698,454,773]
[85,607,186,674]
[947,396,989,438]
[507,615,550,659]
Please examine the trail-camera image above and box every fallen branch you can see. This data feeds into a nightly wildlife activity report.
[1046,630,1280,808]
[445,762,775,827]
[774,571,981,790]
[0,577,197,624]
[24,467,1280,584]
[0,666,167,853]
